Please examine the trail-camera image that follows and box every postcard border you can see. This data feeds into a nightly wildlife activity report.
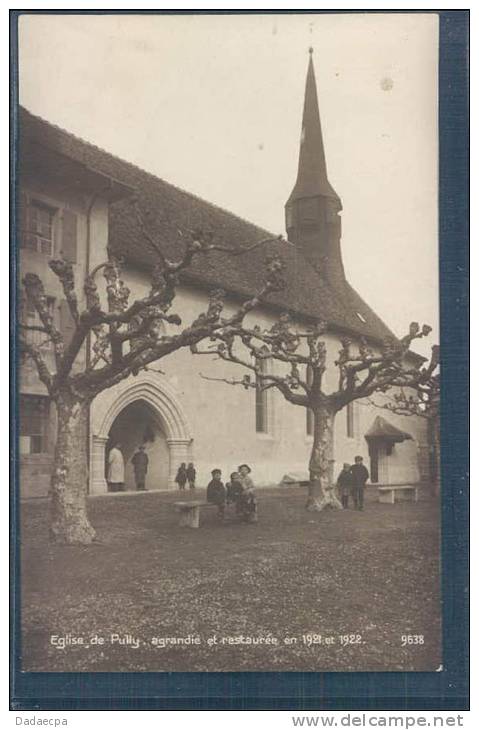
[10,8,469,711]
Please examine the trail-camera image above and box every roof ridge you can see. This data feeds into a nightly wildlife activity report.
[20,105,292,243]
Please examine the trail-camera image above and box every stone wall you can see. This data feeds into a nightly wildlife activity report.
[19,454,53,499]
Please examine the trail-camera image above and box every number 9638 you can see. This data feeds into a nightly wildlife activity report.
[401,634,424,646]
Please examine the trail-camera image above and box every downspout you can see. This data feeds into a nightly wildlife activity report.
[84,183,113,494]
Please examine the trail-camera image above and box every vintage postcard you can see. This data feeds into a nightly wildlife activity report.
[12,11,466,694]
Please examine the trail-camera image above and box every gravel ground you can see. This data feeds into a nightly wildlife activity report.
[19,486,442,672]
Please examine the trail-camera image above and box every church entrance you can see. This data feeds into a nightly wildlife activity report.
[106,399,169,491]
[369,443,389,484]
[90,371,192,494]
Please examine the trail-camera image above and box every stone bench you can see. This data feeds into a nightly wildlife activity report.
[280,471,310,487]
[378,485,419,505]
[173,500,217,528]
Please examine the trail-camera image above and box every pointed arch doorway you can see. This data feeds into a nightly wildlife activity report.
[90,372,192,494]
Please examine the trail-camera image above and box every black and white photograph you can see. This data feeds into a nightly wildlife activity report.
[15,11,445,676]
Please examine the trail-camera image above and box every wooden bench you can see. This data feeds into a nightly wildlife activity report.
[378,485,419,505]
[173,500,216,528]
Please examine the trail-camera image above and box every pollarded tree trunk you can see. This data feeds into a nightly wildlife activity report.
[49,390,96,544]
[306,406,342,512]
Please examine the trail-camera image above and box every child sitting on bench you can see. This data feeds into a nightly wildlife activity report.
[206,468,226,519]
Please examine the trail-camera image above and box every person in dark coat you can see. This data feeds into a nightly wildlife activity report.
[186,462,196,490]
[175,462,187,490]
[350,456,369,511]
[206,468,226,518]
[336,462,352,509]
[226,472,244,514]
[131,445,149,491]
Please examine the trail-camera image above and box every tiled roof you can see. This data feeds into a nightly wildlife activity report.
[19,106,397,344]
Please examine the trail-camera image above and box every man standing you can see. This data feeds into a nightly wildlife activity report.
[131,445,149,491]
[350,455,369,511]
[107,443,125,493]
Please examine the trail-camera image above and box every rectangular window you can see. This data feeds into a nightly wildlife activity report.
[255,357,268,433]
[19,395,49,454]
[306,365,313,436]
[346,401,355,438]
[22,200,56,255]
[21,296,55,349]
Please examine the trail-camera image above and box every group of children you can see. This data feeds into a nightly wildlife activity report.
[207,464,258,523]
[174,462,196,490]
[174,462,257,522]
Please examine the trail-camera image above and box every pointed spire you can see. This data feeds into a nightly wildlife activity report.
[285,50,345,285]
[287,49,339,203]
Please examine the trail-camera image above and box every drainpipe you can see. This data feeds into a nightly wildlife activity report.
[84,183,113,493]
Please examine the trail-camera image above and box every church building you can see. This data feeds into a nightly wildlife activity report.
[18,52,430,498]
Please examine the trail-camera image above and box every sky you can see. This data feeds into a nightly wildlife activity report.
[18,12,439,355]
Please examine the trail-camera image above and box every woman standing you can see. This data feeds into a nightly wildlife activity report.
[107,443,125,492]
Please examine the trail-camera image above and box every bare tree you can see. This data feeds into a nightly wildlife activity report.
[20,209,284,544]
[371,345,440,494]
[193,315,438,511]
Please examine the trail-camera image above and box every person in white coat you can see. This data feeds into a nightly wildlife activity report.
[108,443,125,492]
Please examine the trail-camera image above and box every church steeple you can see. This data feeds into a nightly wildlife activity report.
[286,48,345,285]
[287,48,338,203]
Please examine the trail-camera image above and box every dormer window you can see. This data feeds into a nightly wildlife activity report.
[356,312,367,323]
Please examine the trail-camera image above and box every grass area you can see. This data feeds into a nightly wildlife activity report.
[20,486,441,672]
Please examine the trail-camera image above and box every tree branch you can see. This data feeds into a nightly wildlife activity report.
[22,273,64,369]
[49,259,80,324]
[19,337,53,392]
[134,200,283,273]
[19,324,49,334]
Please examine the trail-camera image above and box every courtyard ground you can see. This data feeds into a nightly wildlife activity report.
[20,486,441,672]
